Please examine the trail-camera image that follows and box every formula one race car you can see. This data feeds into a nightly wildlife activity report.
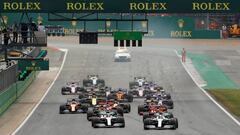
[99,100,131,113]
[84,86,111,93]
[146,86,172,100]
[78,86,111,99]
[87,104,124,121]
[91,111,125,128]
[78,87,111,99]
[107,88,133,102]
[79,97,131,113]
[143,82,160,91]
[129,77,147,89]
[79,97,107,106]
[114,48,131,62]
[61,82,84,95]
[138,104,168,115]
[129,86,154,98]
[59,98,89,114]
[83,75,105,87]
[146,91,173,109]
[143,112,178,130]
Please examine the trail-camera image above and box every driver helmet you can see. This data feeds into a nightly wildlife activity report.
[118,88,123,91]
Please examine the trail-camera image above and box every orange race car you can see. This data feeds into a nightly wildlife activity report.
[59,98,89,114]
[107,88,133,102]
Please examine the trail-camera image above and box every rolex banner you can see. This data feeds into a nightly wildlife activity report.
[0,0,239,13]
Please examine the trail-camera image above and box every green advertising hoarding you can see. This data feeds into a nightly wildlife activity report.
[18,59,49,71]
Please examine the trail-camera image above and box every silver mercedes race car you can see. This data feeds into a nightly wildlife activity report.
[143,112,178,130]
[91,111,125,128]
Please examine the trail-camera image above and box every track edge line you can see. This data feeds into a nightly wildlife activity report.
[11,48,68,135]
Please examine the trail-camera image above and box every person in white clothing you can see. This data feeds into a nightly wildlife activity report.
[38,23,45,32]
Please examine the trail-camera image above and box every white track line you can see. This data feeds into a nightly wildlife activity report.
[174,50,240,126]
[11,49,68,135]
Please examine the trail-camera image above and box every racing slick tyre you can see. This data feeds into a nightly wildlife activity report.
[97,79,105,87]
[61,87,67,95]
[143,113,151,121]
[129,82,138,89]
[83,79,92,87]
[87,109,95,121]
[172,118,178,129]
[116,117,125,128]
[163,100,174,109]
[59,105,66,114]
[120,122,125,128]
[138,105,145,115]
[143,118,152,130]
[61,91,66,95]
[125,104,131,113]
[78,94,85,99]
[127,94,133,102]
[81,104,89,113]
[117,108,124,116]
[166,93,171,100]
[76,87,84,92]
[91,117,99,128]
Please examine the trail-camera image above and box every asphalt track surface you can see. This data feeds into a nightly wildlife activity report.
[16,43,240,135]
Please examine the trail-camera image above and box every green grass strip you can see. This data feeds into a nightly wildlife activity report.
[208,89,240,117]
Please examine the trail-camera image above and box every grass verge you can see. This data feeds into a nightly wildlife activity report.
[208,89,240,117]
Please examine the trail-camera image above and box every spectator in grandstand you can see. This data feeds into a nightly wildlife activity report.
[21,23,28,43]
[29,18,38,43]
[2,27,10,45]
[12,22,19,43]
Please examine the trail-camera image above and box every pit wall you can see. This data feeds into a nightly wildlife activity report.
[2,13,221,39]
[0,47,41,116]
[0,71,37,115]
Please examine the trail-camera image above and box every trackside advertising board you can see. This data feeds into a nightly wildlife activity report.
[0,0,239,13]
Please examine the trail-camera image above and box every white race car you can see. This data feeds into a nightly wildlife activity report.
[114,48,131,62]
[91,111,125,128]
[83,75,105,87]
[143,112,178,130]
[129,77,147,89]
[61,82,83,95]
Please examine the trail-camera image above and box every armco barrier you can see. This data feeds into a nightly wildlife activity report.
[0,72,36,115]
[0,84,17,115]
[16,73,36,97]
